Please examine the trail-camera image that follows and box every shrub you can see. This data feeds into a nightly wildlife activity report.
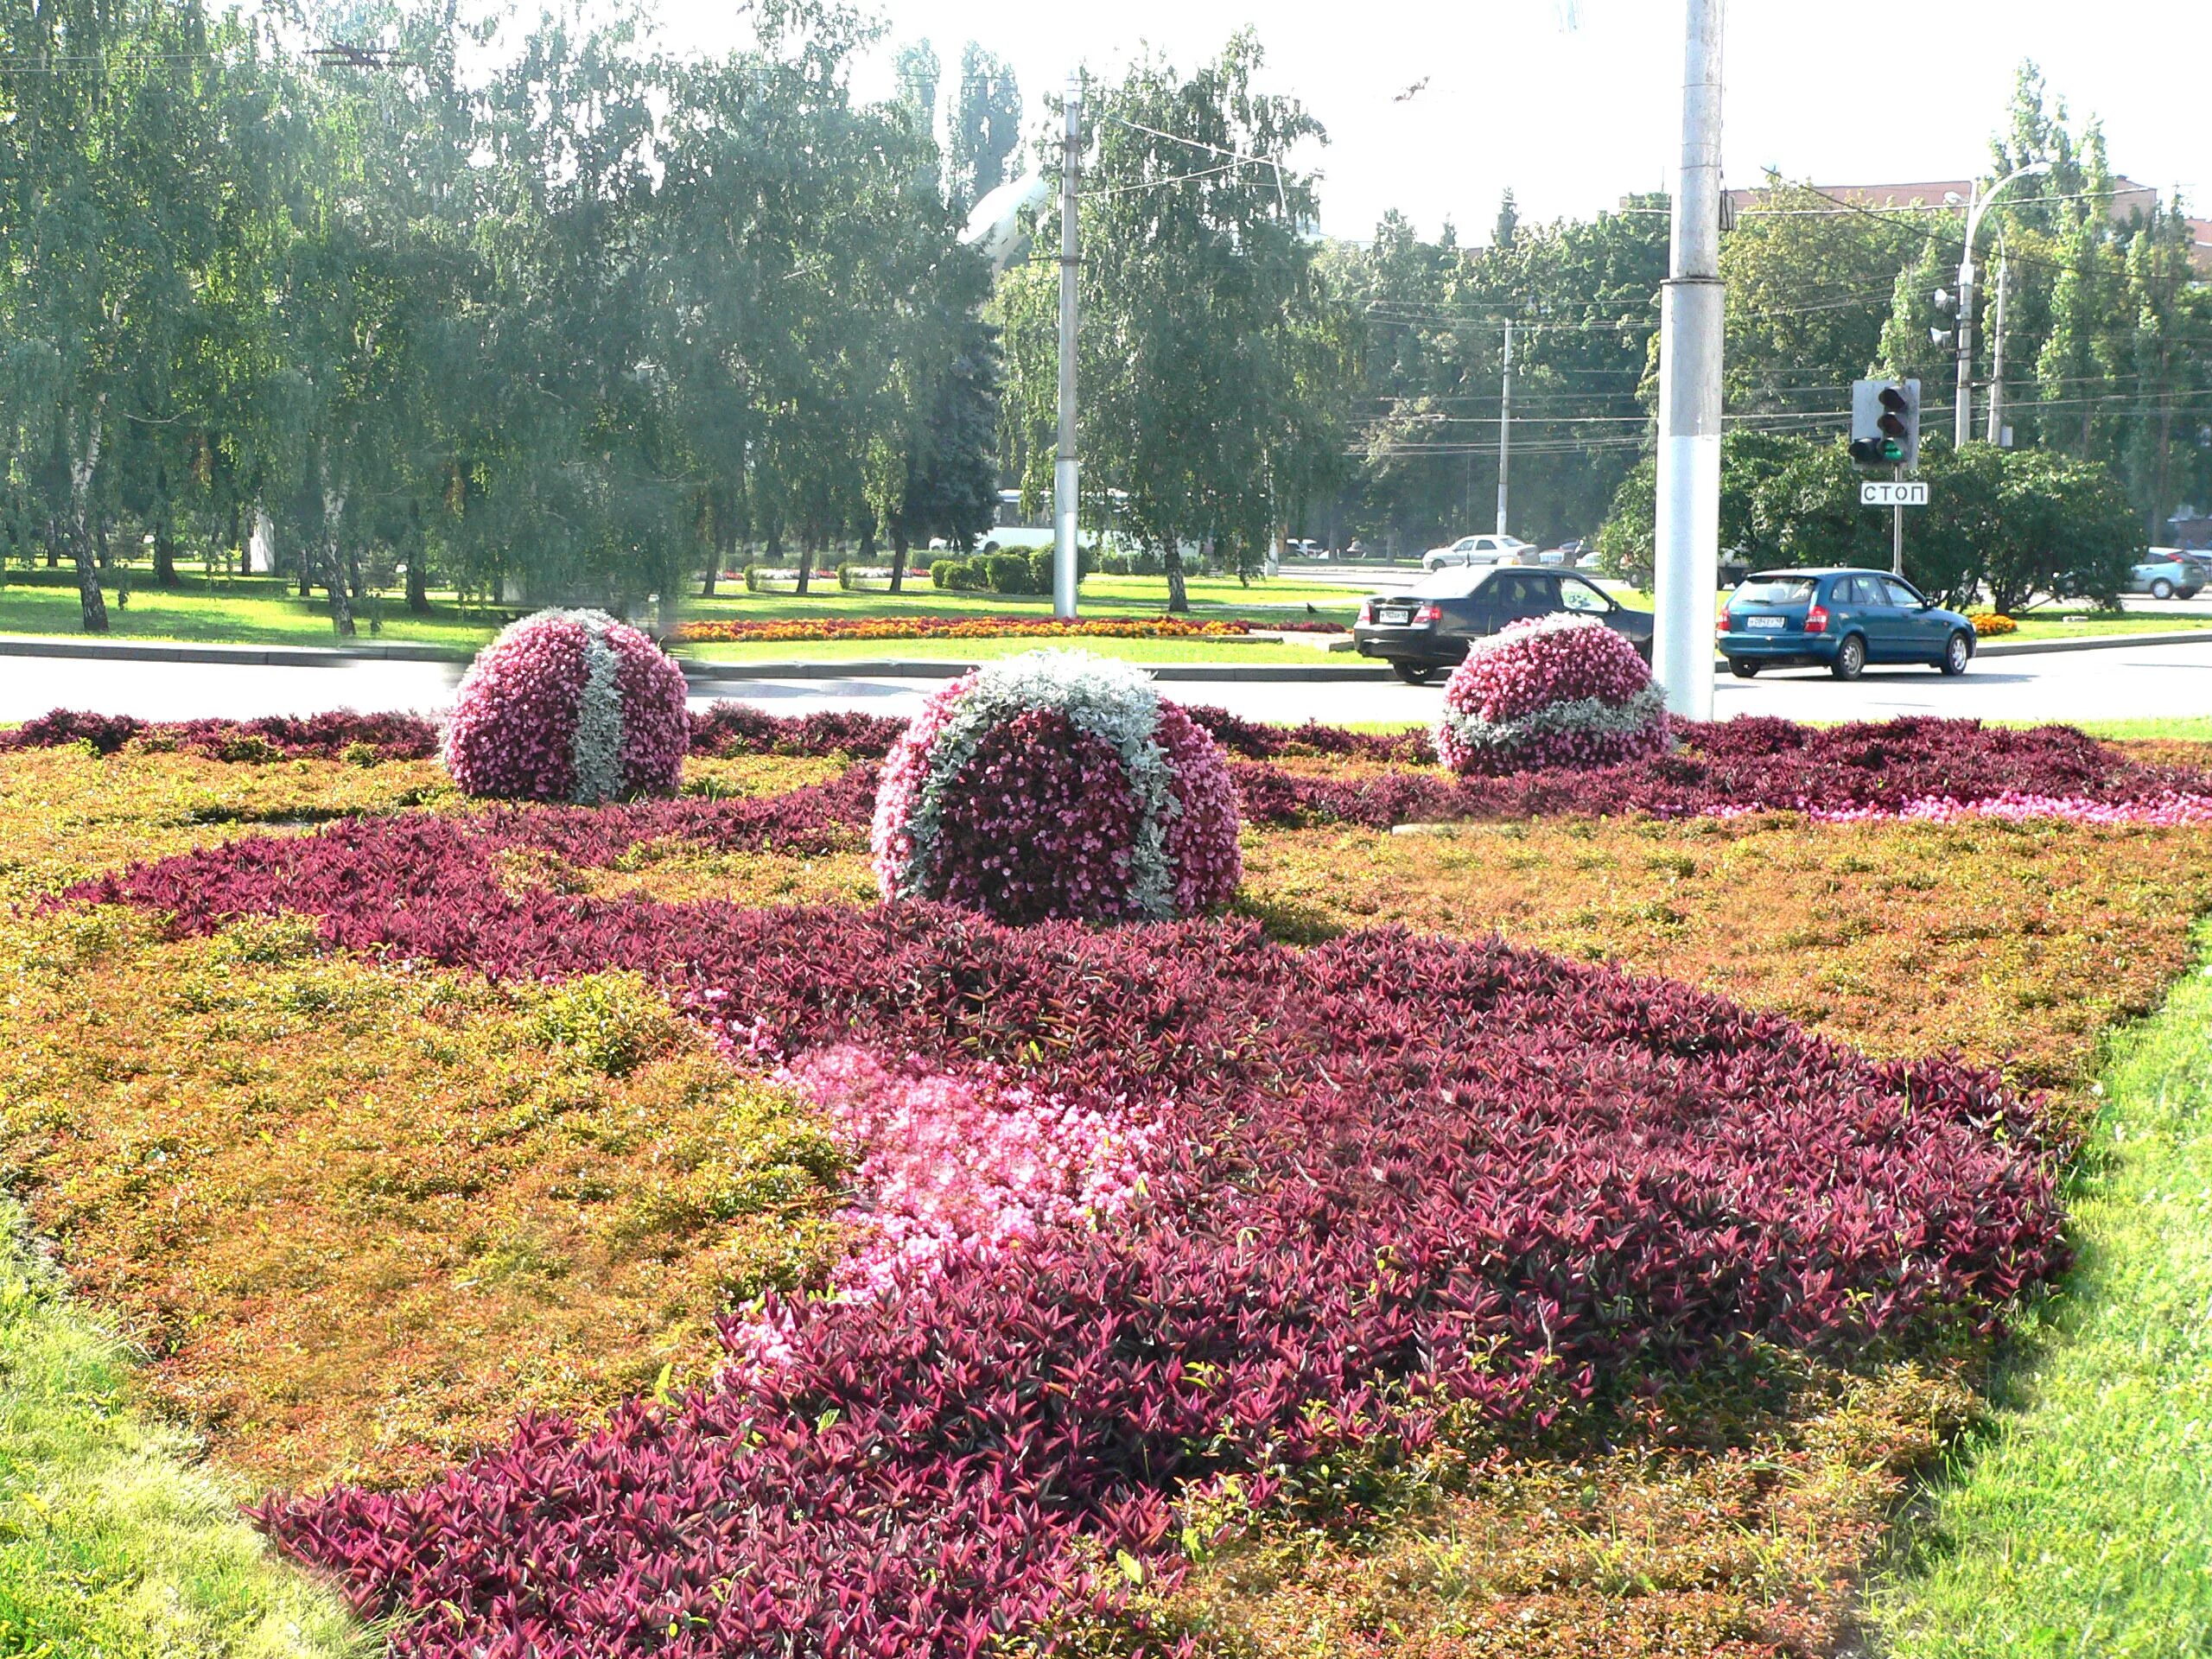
[928,556,982,592]
[982,550,1034,594]
[1436,615,1669,775]
[442,609,689,804]
[1970,612,2018,637]
[870,651,1241,924]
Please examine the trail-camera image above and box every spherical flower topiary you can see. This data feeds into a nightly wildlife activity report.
[871,650,1241,924]
[1434,613,1669,775]
[443,608,689,803]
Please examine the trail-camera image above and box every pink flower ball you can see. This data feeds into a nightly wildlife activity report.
[871,652,1241,925]
[443,608,689,803]
[1435,615,1669,776]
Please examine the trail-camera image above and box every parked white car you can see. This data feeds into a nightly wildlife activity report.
[1422,534,1534,572]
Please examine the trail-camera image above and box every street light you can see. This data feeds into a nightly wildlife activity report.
[1952,163,2050,449]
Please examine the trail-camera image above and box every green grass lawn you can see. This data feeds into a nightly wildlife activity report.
[1866,938,2212,1657]
[0,565,1364,649]
[0,569,503,649]
[0,1197,368,1657]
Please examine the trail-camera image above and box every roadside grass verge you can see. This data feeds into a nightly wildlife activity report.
[0,565,1363,647]
[0,1196,367,1658]
[1863,939,2212,1658]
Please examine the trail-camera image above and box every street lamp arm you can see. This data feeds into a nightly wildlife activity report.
[1963,162,2052,269]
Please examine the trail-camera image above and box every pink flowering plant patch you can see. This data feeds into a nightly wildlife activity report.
[871,649,1241,923]
[1435,614,1670,775]
[442,608,689,803]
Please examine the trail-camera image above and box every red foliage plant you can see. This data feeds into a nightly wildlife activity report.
[79,812,2071,1659]
[0,708,440,762]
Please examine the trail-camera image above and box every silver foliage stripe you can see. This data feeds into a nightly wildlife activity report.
[1439,683,1669,759]
[895,651,1185,918]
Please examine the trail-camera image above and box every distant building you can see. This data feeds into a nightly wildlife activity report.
[2170,506,2212,553]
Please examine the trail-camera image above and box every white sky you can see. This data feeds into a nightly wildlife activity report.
[654,0,2210,240]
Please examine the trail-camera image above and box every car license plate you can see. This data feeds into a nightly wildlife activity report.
[1746,616,1785,631]
[1379,608,1411,625]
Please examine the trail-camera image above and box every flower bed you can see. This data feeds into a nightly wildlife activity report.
[444,609,689,803]
[670,613,1345,645]
[1436,615,1669,774]
[0,708,440,763]
[15,717,2212,1658]
[1969,612,2018,637]
[74,803,2069,1656]
[870,652,1240,923]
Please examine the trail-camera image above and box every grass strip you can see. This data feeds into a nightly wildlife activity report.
[1866,938,2212,1657]
[0,1197,368,1659]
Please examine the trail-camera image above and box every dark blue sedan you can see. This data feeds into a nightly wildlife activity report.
[1717,568,1976,681]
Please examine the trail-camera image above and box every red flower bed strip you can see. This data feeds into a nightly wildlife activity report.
[0,707,442,762]
[671,614,1346,644]
[79,812,2068,1656]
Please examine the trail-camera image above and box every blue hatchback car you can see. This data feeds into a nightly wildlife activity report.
[1718,568,1976,681]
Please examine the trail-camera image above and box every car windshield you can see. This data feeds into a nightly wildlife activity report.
[1733,576,1818,607]
[1406,569,1484,598]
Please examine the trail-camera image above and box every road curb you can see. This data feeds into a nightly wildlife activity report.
[1972,629,2212,658]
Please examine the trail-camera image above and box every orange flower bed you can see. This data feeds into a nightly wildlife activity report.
[1969,612,2018,636]
[670,613,1341,645]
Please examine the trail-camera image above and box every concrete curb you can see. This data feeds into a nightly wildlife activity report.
[4,626,2209,682]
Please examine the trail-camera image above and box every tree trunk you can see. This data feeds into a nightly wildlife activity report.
[406,549,429,613]
[890,528,908,594]
[45,516,60,568]
[320,454,354,638]
[68,415,108,633]
[230,500,246,575]
[153,522,178,587]
[796,530,814,596]
[1162,543,1190,613]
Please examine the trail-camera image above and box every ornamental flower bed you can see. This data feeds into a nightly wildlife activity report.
[870,652,1241,923]
[1969,612,2018,637]
[1435,614,1669,775]
[671,613,1345,645]
[443,609,689,803]
[0,707,440,763]
[67,798,2071,1658]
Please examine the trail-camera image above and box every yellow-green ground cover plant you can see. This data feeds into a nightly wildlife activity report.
[0,702,2208,1656]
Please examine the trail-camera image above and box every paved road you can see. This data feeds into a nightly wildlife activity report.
[8,639,2209,728]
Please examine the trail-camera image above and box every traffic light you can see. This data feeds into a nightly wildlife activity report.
[1849,378,1920,468]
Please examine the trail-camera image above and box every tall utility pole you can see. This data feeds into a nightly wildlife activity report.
[1495,319,1513,537]
[1984,244,2011,445]
[1651,0,1725,721]
[1052,76,1081,620]
[1952,181,1979,452]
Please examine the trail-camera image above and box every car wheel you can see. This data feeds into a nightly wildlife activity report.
[1938,630,1972,677]
[1729,659,1759,679]
[1829,633,1866,681]
[2151,578,2175,600]
[1391,663,1435,686]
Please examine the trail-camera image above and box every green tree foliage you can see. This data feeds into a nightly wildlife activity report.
[995,34,1327,611]
[1325,200,1667,555]
[1597,432,2140,609]
[946,42,1021,212]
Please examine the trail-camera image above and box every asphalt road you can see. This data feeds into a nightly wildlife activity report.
[6,638,2209,728]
